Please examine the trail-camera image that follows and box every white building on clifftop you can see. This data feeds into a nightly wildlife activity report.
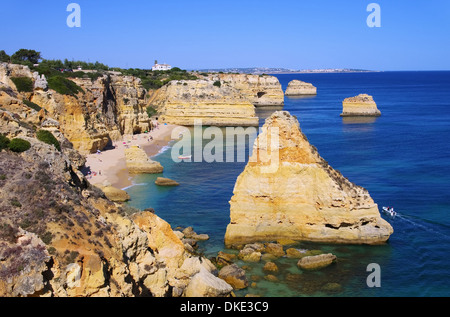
[152,60,172,71]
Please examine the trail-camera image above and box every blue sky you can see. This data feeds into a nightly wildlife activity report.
[1,0,449,70]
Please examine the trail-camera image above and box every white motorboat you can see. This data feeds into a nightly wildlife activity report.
[382,206,397,217]
[178,155,192,160]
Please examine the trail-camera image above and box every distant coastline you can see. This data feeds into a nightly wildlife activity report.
[194,67,378,75]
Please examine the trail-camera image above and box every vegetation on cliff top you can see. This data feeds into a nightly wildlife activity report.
[112,67,198,90]
[47,76,84,96]
[2,48,200,94]
[10,77,33,92]
[7,138,31,153]
[36,130,61,151]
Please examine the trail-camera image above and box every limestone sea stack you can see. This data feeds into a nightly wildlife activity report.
[224,111,393,247]
[340,94,381,117]
[285,80,317,96]
[125,145,163,174]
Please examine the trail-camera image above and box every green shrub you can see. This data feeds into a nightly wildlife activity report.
[8,138,31,153]
[213,80,221,88]
[10,77,33,92]
[10,198,22,208]
[0,134,10,151]
[23,99,42,112]
[47,76,84,96]
[146,106,157,118]
[36,129,60,151]
[41,231,53,245]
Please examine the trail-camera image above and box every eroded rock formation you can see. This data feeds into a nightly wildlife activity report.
[285,80,317,96]
[149,74,284,127]
[340,94,381,117]
[224,111,393,247]
[1,63,153,155]
[211,73,284,107]
[125,145,163,174]
[149,79,259,126]
[0,80,232,297]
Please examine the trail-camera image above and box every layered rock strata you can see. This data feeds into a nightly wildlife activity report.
[285,80,317,96]
[224,111,393,247]
[1,63,153,155]
[149,74,284,127]
[211,73,284,107]
[0,103,233,297]
[150,79,259,126]
[340,94,381,117]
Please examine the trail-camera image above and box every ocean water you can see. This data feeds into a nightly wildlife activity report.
[125,71,450,297]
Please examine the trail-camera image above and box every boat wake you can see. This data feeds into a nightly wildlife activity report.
[392,212,450,241]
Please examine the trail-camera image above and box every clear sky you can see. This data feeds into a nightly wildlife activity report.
[1,0,449,71]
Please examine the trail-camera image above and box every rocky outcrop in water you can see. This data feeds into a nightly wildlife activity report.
[125,145,163,174]
[285,80,317,96]
[340,94,381,117]
[224,111,393,247]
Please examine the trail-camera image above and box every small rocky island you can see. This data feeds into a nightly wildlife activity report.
[285,80,317,96]
[225,111,393,247]
[340,94,381,117]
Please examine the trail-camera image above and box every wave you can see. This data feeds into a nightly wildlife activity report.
[152,144,172,158]
[121,182,148,190]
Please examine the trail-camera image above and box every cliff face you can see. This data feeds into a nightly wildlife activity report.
[224,111,393,247]
[211,74,284,107]
[340,94,381,117]
[149,79,260,126]
[0,100,231,297]
[285,80,317,96]
[1,63,153,155]
[148,74,284,127]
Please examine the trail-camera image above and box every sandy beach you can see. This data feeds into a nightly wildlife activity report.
[84,123,182,189]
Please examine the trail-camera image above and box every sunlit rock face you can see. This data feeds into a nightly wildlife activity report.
[340,94,381,117]
[225,111,393,247]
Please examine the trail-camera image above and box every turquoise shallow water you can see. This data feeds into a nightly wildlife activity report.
[125,71,450,297]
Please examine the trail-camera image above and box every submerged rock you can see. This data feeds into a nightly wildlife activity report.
[297,253,337,270]
[224,111,393,247]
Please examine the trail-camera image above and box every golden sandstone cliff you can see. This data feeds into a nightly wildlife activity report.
[0,64,234,297]
[341,94,381,117]
[212,73,285,107]
[149,74,284,127]
[1,63,153,155]
[225,111,393,247]
[150,79,259,127]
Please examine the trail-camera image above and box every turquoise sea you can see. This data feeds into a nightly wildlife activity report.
[125,71,450,297]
